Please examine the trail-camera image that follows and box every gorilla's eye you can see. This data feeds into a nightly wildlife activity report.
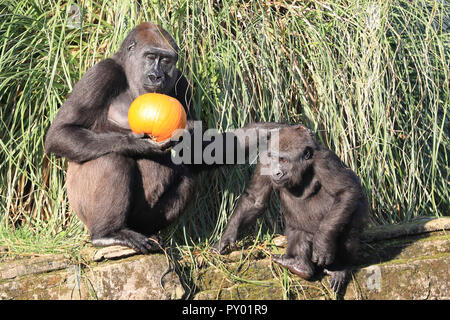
[127,41,136,52]
[304,147,313,160]
[279,157,288,164]
[161,58,171,65]
[146,54,156,61]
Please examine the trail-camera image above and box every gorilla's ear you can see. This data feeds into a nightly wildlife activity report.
[127,40,137,52]
[303,146,313,160]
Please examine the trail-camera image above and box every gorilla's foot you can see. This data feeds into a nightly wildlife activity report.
[272,254,314,280]
[91,229,162,254]
[324,268,349,294]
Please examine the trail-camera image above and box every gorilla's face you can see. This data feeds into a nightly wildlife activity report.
[267,125,316,189]
[137,45,177,94]
[125,25,179,96]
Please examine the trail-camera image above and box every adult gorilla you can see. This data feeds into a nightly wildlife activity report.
[45,22,198,253]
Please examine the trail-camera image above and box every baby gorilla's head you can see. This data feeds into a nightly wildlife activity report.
[265,125,318,188]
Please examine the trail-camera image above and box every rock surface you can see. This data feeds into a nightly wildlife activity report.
[0,217,448,300]
[0,248,185,300]
[192,217,450,300]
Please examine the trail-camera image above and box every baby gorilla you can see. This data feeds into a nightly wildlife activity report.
[214,125,368,293]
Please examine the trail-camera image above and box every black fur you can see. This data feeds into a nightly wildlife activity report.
[45,22,197,254]
[45,22,285,254]
[214,125,368,294]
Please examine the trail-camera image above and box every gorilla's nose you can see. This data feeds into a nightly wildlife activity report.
[273,170,284,180]
[148,74,163,83]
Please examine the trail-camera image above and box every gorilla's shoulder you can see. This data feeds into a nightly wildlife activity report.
[78,58,127,90]
[92,58,124,73]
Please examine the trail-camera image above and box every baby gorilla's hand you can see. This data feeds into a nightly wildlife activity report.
[211,236,237,255]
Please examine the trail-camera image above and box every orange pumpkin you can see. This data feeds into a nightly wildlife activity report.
[128,93,187,142]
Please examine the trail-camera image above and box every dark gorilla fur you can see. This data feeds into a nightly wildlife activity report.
[45,22,196,253]
[214,125,368,293]
[45,22,283,254]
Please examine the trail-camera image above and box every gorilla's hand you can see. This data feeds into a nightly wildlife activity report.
[211,235,237,255]
[312,235,336,267]
[149,138,177,151]
[129,132,175,152]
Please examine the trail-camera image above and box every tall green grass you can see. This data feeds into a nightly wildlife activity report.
[0,0,448,257]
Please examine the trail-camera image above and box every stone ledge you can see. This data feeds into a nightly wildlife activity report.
[193,254,449,300]
[345,256,450,299]
[0,252,185,300]
[0,254,71,280]
[0,217,448,300]
[191,217,450,300]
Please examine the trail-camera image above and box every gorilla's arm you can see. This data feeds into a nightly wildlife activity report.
[45,59,166,163]
[311,151,363,266]
[186,122,290,173]
[213,163,273,254]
